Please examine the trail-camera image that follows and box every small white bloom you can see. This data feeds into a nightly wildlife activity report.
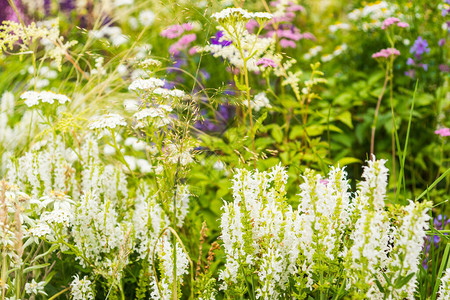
[25,279,47,295]
[139,10,155,27]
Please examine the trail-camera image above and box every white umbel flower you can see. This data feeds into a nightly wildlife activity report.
[88,114,127,130]
[20,90,71,107]
[128,78,165,91]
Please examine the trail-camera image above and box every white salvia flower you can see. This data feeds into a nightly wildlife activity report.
[356,155,388,211]
[20,90,71,107]
[128,78,165,92]
[88,114,127,130]
[70,275,94,300]
[139,10,155,27]
[382,201,431,299]
[438,268,450,300]
[25,279,47,295]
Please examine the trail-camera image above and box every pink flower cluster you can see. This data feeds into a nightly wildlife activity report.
[168,33,197,56]
[161,23,194,39]
[256,58,277,68]
[161,23,198,56]
[435,128,450,137]
[381,17,409,30]
[372,48,400,59]
[246,1,314,49]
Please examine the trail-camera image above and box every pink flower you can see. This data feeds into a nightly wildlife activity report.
[279,39,296,48]
[300,32,316,41]
[161,23,194,39]
[372,48,400,59]
[382,17,400,29]
[188,47,198,55]
[169,33,197,55]
[435,128,450,137]
[287,4,305,12]
[397,22,409,28]
[246,19,259,33]
[256,58,277,68]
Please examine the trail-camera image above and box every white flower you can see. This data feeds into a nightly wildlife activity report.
[70,275,94,300]
[137,159,152,173]
[41,209,72,226]
[20,90,71,107]
[88,114,127,130]
[29,223,51,237]
[139,10,155,27]
[249,92,271,111]
[25,279,47,295]
[438,268,450,300]
[129,78,165,91]
[139,58,162,68]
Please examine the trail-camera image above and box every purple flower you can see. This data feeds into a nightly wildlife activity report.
[439,39,446,47]
[410,36,430,57]
[420,63,428,71]
[404,69,416,78]
[210,31,232,47]
[407,58,415,65]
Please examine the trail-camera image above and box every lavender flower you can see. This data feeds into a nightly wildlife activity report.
[410,36,430,57]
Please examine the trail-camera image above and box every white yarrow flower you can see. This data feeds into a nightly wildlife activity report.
[88,114,127,130]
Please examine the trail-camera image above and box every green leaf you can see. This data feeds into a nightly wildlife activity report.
[271,125,283,144]
[336,111,353,129]
[335,157,362,167]
[234,75,248,92]
[394,272,415,289]
[23,263,50,273]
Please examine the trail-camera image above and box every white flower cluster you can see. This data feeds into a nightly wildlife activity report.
[20,90,71,107]
[88,113,127,130]
[348,1,398,31]
[219,158,431,299]
[133,106,173,128]
[70,275,94,300]
[203,29,274,72]
[139,58,162,68]
[128,77,165,92]
[89,25,129,46]
[249,92,271,111]
[212,8,272,22]
[438,268,450,300]
[150,238,190,300]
